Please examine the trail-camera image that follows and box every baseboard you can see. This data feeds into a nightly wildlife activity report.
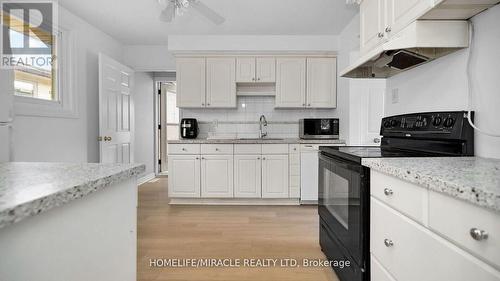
[137,173,156,186]
[300,200,318,205]
[169,198,301,206]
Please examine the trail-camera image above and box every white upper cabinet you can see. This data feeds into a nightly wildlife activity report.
[206,57,236,108]
[256,57,276,82]
[360,0,434,55]
[261,154,289,198]
[201,155,234,198]
[236,57,276,82]
[236,57,256,82]
[176,57,206,108]
[306,57,337,108]
[360,0,385,54]
[275,57,306,108]
[385,0,433,39]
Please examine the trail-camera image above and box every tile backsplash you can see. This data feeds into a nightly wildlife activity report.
[180,96,338,138]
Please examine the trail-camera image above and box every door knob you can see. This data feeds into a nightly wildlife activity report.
[384,239,394,247]
[384,188,393,196]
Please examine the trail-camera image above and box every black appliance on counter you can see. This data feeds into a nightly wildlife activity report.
[180,118,199,139]
[318,111,474,281]
[299,118,339,139]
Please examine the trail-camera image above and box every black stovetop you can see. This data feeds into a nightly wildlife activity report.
[319,146,441,164]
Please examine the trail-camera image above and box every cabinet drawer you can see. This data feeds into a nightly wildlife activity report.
[234,144,261,155]
[289,144,300,154]
[169,144,201,154]
[429,191,500,269]
[371,197,500,281]
[201,144,233,155]
[371,170,428,224]
[262,144,288,154]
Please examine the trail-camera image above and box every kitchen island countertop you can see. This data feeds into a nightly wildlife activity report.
[167,138,346,144]
[0,162,145,229]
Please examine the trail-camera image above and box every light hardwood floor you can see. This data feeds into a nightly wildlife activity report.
[138,177,338,281]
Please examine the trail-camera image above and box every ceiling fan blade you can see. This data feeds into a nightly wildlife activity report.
[159,1,175,22]
[189,0,225,25]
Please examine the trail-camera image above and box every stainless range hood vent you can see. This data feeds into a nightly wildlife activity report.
[341,21,469,78]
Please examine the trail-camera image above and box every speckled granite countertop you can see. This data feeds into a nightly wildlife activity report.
[0,162,145,229]
[362,157,500,213]
[168,138,346,144]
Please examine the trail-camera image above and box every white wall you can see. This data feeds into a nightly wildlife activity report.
[123,45,175,71]
[385,5,500,159]
[133,72,155,176]
[168,35,339,51]
[13,6,124,162]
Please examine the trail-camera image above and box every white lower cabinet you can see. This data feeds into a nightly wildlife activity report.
[262,155,289,198]
[168,155,201,198]
[371,197,500,281]
[201,155,234,198]
[234,155,262,198]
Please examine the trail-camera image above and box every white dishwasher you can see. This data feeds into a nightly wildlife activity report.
[300,143,344,204]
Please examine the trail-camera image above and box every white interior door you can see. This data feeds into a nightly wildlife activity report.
[99,53,134,164]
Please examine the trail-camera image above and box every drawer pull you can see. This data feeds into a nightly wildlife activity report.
[384,188,393,196]
[215,148,219,151]
[384,239,394,247]
[470,228,489,241]
[182,148,187,151]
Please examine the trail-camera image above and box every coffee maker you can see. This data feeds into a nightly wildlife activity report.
[180,118,199,139]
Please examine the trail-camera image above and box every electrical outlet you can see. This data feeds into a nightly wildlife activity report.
[391,88,399,104]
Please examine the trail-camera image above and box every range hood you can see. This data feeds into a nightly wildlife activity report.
[340,20,469,78]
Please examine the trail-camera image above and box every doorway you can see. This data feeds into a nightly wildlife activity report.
[154,72,178,175]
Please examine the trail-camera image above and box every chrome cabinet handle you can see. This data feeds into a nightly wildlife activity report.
[384,239,394,247]
[202,103,205,106]
[378,32,384,38]
[374,138,381,143]
[257,157,261,160]
[252,77,255,81]
[215,148,219,151]
[385,26,392,32]
[302,103,306,106]
[257,77,261,81]
[308,104,311,106]
[182,148,187,151]
[262,157,266,160]
[384,188,393,196]
[470,228,489,241]
[195,157,200,160]
[207,103,210,106]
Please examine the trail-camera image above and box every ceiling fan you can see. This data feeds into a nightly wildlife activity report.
[158,0,225,25]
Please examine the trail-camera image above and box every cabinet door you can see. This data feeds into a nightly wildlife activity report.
[262,155,289,198]
[201,155,234,198]
[236,57,256,82]
[234,155,262,198]
[176,57,206,108]
[275,58,306,108]
[306,58,337,108]
[386,0,433,38]
[168,155,200,198]
[206,57,236,108]
[360,0,385,54]
[256,57,276,82]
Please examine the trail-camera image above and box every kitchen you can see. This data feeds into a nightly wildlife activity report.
[1,1,500,281]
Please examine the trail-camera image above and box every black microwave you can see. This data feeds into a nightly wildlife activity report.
[299,118,339,139]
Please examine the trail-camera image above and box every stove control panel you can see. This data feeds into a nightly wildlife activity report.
[380,111,473,140]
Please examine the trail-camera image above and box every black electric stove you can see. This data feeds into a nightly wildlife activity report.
[318,111,474,281]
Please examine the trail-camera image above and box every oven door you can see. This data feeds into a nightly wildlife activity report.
[318,152,368,267]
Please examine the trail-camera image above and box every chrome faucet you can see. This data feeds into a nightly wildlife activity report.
[259,115,268,139]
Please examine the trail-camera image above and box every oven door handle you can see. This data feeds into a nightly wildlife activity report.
[319,153,365,173]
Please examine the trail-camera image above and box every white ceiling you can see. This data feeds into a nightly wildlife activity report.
[58,0,358,45]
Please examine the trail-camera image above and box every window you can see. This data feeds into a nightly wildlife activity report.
[8,15,59,102]
[165,82,179,124]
